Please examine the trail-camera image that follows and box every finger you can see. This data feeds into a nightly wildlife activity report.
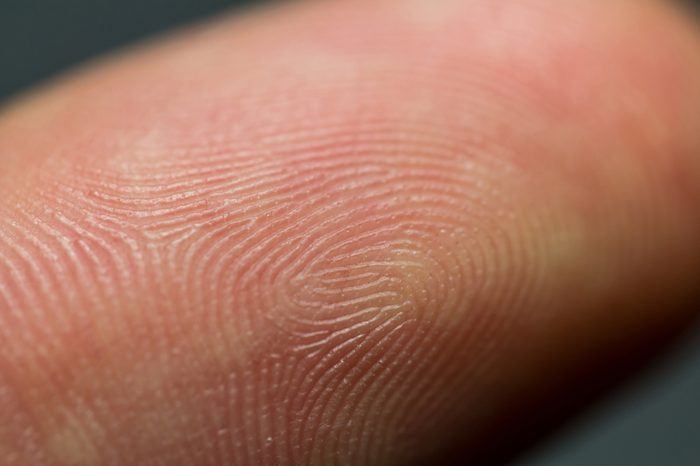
[1,0,699,465]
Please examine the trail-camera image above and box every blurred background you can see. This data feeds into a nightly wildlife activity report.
[1,0,699,464]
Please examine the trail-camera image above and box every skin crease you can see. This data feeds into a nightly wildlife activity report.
[0,0,699,464]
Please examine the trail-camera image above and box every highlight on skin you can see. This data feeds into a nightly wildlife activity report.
[0,0,699,464]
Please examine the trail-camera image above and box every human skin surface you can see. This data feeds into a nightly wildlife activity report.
[0,0,699,464]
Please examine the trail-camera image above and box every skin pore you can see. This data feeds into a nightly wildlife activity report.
[0,0,700,464]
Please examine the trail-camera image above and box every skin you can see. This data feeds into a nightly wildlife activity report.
[0,0,699,464]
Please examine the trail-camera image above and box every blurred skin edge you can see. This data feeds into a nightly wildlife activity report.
[0,0,279,111]
[436,301,700,465]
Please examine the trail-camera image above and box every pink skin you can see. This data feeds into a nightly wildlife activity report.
[1,0,700,464]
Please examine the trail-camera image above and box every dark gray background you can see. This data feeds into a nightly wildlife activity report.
[1,1,699,465]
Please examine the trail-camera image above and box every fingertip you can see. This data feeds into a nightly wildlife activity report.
[1,1,700,465]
